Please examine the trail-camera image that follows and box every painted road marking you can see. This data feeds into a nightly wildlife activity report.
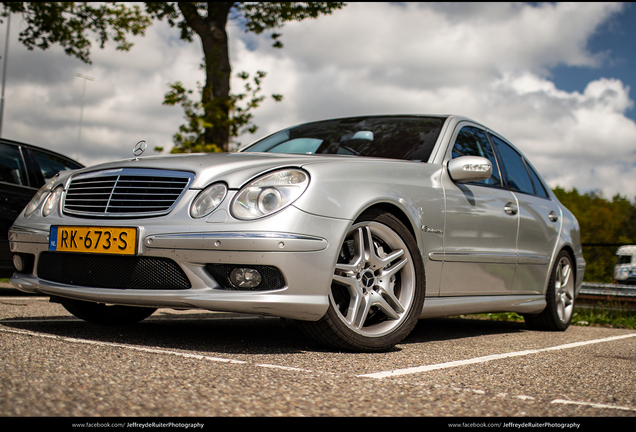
[1,327,248,364]
[551,398,636,412]
[2,325,635,412]
[358,333,636,379]
[0,327,316,374]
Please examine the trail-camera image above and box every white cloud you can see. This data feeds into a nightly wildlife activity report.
[1,2,635,199]
[2,16,202,164]
[482,73,636,195]
[231,2,636,198]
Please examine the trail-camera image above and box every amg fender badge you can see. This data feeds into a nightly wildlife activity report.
[422,225,443,234]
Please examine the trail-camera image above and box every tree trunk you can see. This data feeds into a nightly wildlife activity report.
[178,2,234,151]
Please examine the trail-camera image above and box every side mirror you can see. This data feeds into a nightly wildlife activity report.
[447,156,492,183]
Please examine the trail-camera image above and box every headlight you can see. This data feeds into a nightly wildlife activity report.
[42,186,63,217]
[191,183,228,218]
[24,177,57,217]
[231,169,309,220]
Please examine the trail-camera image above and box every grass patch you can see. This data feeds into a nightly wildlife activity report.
[572,306,636,329]
[460,306,636,330]
[461,312,525,323]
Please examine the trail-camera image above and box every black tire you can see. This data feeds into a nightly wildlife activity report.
[299,210,426,352]
[61,298,156,325]
[524,250,575,331]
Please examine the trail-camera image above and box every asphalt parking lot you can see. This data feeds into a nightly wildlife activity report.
[1,286,635,421]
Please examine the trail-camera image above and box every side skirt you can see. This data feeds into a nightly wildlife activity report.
[419,295,546,319]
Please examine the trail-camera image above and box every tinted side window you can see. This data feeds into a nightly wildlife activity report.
[525,161,549,199]
[451,126,501,186]
[31,149,82,181]
[0,143,28,186]
[489,135,535,195]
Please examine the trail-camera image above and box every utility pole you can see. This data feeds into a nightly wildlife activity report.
[0,13,11,137]
[76,73,94,159]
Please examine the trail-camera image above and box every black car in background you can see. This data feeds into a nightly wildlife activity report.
[0,138,83,277]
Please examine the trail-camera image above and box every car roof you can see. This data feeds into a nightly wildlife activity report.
[0,137,83,166]
[279,114,452,128]
[616,245,636,255]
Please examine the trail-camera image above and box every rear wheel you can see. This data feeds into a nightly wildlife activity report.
[524,250,575,331]
[299,210,426,352]
[61,298,156,325]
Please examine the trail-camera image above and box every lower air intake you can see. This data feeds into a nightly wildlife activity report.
[38,252,191,290]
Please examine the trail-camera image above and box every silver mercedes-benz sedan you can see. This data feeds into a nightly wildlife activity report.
[8,115,585,352]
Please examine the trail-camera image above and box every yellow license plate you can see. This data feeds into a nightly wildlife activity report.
[50,226,137,255]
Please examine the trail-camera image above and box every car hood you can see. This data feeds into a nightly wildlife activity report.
[66,152,355,189]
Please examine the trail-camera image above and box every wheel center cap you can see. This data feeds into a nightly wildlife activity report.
[361,269,376,289]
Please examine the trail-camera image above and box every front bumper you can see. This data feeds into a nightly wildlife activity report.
[9,206,349,321]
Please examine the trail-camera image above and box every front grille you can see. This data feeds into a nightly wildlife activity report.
[63,168,193,217]
[38,252,191,290]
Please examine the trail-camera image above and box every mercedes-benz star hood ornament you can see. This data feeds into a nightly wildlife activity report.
[133,140,147,160]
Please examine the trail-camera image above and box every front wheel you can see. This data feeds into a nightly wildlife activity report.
[299,210,426,352]
[61,298,157,325]
[524,250,575,331]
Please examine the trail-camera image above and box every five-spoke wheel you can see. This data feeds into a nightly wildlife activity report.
[524,250,575,331]
[299,210,425,352]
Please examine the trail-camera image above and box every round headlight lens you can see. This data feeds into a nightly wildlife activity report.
[24,177,57,217]
[24,188,51,217]
[257,188,282,214]
[42,186,63,217]
[191,183,227,218]
[231,169,309,220]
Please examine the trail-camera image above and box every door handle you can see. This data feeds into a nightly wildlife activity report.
[504,202,518,215]
[549,211,559,222]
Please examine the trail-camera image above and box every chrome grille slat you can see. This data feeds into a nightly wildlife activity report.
[63,168,194,218]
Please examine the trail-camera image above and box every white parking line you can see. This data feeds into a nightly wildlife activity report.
[3,325,635,412]
[358,333,636,379]
[1,327,250,363]
[0,327,320,374]
[551,398,636,412]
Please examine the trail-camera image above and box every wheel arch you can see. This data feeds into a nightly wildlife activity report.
[355,202,418,243]
[353,202,428,278]
[298,204,427,351]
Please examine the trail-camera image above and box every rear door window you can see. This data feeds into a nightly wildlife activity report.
[489,134,536,196]
[0,143,28,186]
[31,148,82,181]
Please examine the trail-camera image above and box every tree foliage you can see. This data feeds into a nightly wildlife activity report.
[161,70,281,153]
[553,187,636,282]
[1,2,346,152]
[1,2,151,63]
[148,2,345,152]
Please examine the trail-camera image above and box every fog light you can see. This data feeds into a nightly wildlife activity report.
[229,268,262,289]
[12,254,34,274]
[12,254,24,272]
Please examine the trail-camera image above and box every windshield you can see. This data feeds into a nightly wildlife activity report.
[617,255,632,265]
[242,116,447,162]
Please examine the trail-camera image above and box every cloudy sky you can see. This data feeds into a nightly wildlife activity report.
[1,2,635,199]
